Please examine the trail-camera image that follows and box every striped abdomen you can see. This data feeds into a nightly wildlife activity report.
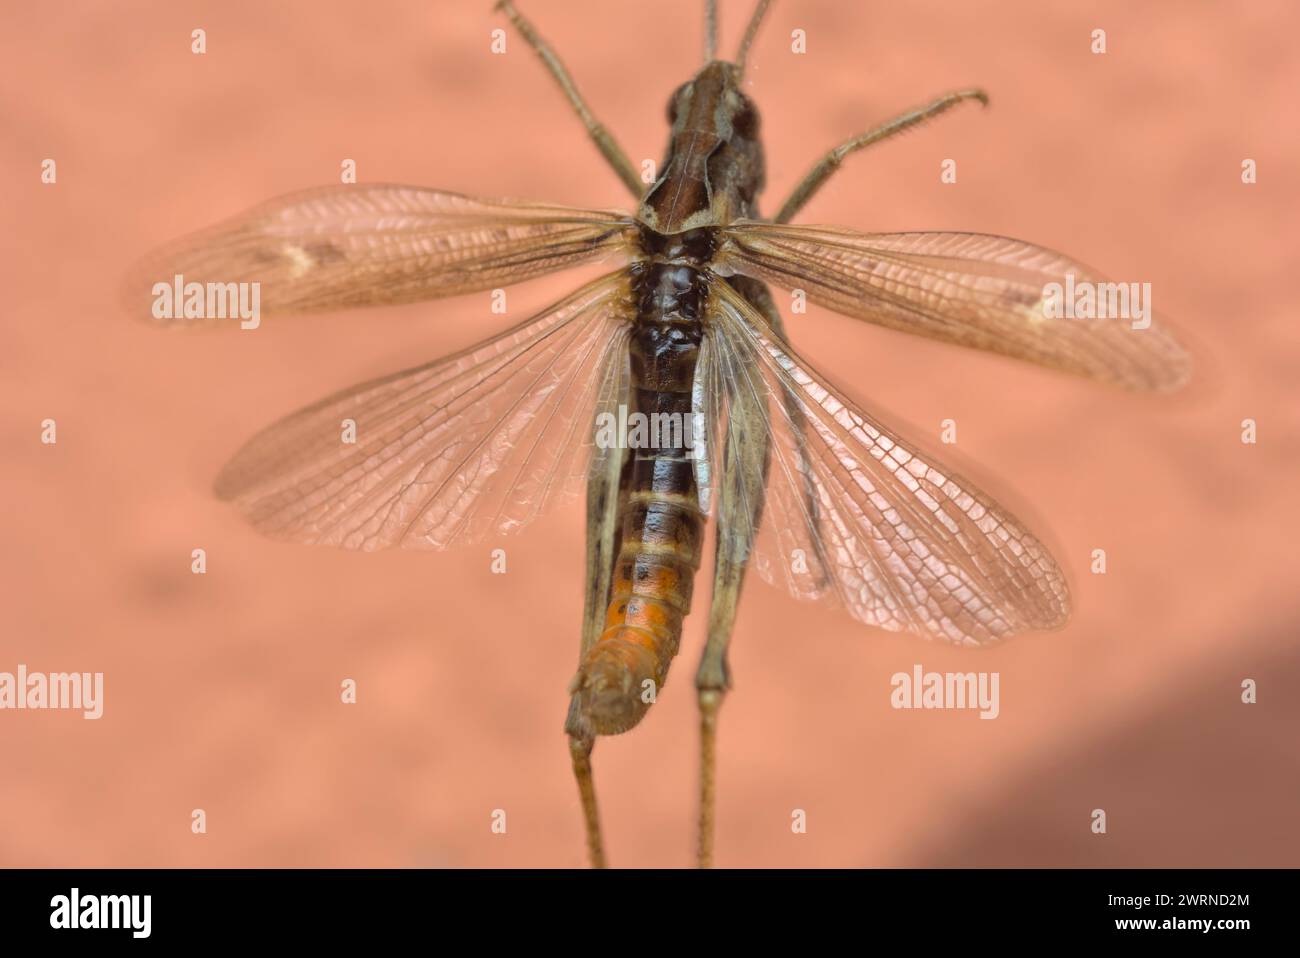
[576,254,709,735]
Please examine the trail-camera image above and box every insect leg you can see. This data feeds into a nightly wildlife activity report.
[495,1,643,199]
[562,418,630,868]
[564,725,605,867]
[773,89,989,224]
[694,278,785,868]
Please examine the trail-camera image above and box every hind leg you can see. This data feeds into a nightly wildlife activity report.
[773,89,989,223]
[564,707,605,868]
[695,555,751,868]
[563,405,628,867]
[695,278,785,868]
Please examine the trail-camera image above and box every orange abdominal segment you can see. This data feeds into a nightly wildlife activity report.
[578,490,704,736]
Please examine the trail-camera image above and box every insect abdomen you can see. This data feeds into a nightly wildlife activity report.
[575,257,707,735]
[579,472,704,735]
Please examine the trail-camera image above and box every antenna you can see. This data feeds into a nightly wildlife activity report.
[735,0,772,77]
[705,0,718,62]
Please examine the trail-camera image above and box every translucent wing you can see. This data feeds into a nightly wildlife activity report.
[691,328,726,517]
[130,184,636,323]
[718,222,1190,391]
[214,270,632,550]
[707,279,1070,646]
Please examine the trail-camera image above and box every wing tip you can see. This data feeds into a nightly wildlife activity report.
[1123,337,1193,394]
[212,453,258,503]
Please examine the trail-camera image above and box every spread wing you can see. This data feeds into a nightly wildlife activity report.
[214,271,633,550]
[129,184,636,323]
[718,221,1190,392]
[706,278,1070,646]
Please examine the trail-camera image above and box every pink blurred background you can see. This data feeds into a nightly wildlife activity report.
[2,0,1297,867]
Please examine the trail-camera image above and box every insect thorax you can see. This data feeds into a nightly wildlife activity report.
[639,61,765,233]
[629,225,718,393]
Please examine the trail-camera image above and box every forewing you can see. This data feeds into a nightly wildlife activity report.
[719,222,1190,391]
[691,329,727,518]
[709,279,1070,646]
[215,270,632,550]
[131,185,636,323]
[581,346,632,661]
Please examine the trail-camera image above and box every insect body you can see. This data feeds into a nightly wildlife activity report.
[576,231,709,735]
[134,0,1189,868]
[576,57,770,737]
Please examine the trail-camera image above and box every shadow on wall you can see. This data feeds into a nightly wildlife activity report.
[906,631,1300,867]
